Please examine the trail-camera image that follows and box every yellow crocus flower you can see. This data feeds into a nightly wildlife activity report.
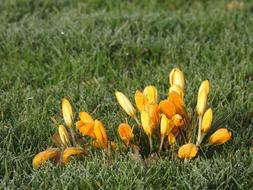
[62,98,74,128]
[209,128,232,145]
[115,91,136,118]
[201,108,213,133]
[33,148,60,169]
[178,143,198,159]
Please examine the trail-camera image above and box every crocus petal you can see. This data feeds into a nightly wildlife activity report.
[58,125,70,147]
[201,108,213,133]
[94,120,108,148]
[118,123,134,144]
[33,148,61,169]
[141,110,153,137]
[144,103,160,129]
[178,143,198,159]
[168,91,186,116]
[169,68,184,90]
[198,80,210,97]
[79,112,94,124]
[115,91,136,117]
[159,99,176,119]
[78,123,95,138]
[172,114,183,127]
[169,84,184,97]
[209,128,232,145]
[168,133,176,145]
[134,90,147,113]
[143,85,158,104]
[160,114,169,136]
[62,98,74,128]
[62,147,87,164]
[196,89,207,116]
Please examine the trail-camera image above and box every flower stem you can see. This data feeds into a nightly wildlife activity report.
[134,116,141,127]
[70,128,77,146]
[196,116,202,146]
[159,135,165,153]
[149,136,153,153]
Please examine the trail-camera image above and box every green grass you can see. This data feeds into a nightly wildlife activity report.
[0,0,253,189]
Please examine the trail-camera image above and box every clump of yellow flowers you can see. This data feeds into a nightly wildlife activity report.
[115,67,232,159]
[33,67,232,169]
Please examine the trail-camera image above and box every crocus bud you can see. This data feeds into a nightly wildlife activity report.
[209,128,232,145]
[196,89,207,116]
[33,148,60,169]
[58,125,70,147]
[159,99,176,119]
[160,114,169,136]
[134,90,147,113]
[168,133,176,145]
[118,123,134,145]
[143,85,158,103]
[141,110,153,137]
[201,108,213,133]
[172,114,183,127]
[94,120,108,148]
[178,143,198,159]
[62,98,74,128]
[169,68,184,90]
[115,91,136,117]
[198,80,210,97]
[62,147,87,164]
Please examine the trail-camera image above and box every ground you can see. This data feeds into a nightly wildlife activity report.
[0,0,253,189]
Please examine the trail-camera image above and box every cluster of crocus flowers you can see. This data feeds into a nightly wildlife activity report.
[33,98,110,169]
[115,67,232,159]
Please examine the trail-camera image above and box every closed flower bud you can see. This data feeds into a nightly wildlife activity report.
[209,128,232,145]
[178,143,198,159]
[33,148,60,169]
[201,108,213,133]
[169,68,184,90]
[115,91,136,117]
[141,110,153,137]
[94,120,108,148]
[198,80,210,97]
[62,98,74,128]
[196,89,207,116]
[118,123,134,145]
[143,85,158,103]
[62,147,87,164]
[160,114,169,136]
[159,99,176,119]
[58,125,70,147]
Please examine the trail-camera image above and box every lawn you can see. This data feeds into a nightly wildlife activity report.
[0,0,253,189]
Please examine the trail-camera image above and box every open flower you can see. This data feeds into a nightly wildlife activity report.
[159,99,176,118]
[168,91,186,116]
[172,114,184,127]
[118,123,134,145]
[178,143,198,159]
[76,112,95,138]
[62,98,74,128]
[115,91,136,118]
[33,148,61,169]
[209,128,232,145]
